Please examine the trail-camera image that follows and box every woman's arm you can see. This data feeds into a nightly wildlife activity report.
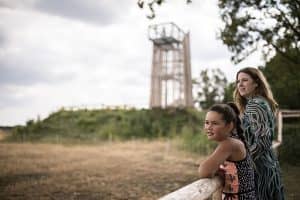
[198,140,232,178]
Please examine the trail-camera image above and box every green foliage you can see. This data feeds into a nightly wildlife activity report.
[260,49,300,109]
[278,119,300,166]
[137,0,191,19]
[7,107,299,163]
[138,0,300,64]
[6,107,218,154]
[194,68,227,109]
[218,0,300,64]
[178,128,216,155]
[7,107,203,142]
[223,82,235,103]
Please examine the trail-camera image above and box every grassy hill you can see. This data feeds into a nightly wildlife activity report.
[5,107,300,164]
[6,107,216,154]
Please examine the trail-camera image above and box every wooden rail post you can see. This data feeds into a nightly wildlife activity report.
[159,176,222,200]
[273,109,300,149]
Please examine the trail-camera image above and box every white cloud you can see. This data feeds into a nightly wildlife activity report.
[0,0,264,126]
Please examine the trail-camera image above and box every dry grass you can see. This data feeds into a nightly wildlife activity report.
[0,141,202,200]
[1,140,299,200]
[0,130,8,141]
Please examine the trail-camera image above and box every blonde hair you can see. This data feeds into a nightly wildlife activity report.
[233,67,278,113]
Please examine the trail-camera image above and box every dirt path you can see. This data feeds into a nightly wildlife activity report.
[0,141,201,200]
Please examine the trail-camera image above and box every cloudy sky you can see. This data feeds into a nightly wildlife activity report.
[0,0,265,126]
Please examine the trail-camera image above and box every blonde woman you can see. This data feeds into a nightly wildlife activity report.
[234,67,285,200]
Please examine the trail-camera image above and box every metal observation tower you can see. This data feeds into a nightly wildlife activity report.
[148,22,193,108]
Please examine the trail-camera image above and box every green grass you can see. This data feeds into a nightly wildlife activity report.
[6,107,300,164]
[5,107,219,157]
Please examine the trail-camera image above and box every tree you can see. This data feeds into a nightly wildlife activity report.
[223,82,235,103]
[137,0,191,19]
[138,1,300,65]
[260,48,300,109]
[193,68,227,109]
[218,0,300,64]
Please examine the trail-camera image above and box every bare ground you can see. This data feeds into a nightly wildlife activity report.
[0,141,201,200]
[0,140,298,200]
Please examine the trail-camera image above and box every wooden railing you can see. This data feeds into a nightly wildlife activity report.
[160,109,300,200]
[159,176,222,200]
[273,109,300,149]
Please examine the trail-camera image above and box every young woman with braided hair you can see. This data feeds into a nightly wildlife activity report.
[198,103,256,199]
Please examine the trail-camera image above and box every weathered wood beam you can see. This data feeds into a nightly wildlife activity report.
[159,176,222,200]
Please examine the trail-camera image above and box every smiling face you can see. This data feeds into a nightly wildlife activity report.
[204,111,233,142]
[236,72,258,98]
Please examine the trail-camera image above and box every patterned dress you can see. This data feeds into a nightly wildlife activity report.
[242,96,285,200]
[222,153,256,200]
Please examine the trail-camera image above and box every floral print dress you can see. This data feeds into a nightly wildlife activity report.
[222,153,256,200]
